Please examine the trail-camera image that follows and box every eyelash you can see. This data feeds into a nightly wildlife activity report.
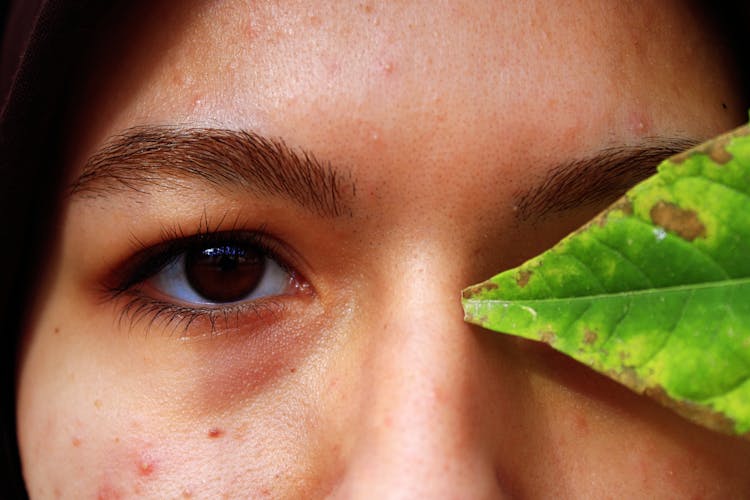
[105,221,303,338]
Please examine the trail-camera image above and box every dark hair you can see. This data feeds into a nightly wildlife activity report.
[1,1,749,497]
[0,2,127,496]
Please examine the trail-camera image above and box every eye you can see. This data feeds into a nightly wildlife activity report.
[149,243,291,305]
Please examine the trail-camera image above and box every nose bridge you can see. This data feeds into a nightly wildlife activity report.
[334,248,505,498]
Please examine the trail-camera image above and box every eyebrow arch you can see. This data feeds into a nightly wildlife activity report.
[513,138,699,223]
[71,126,354,218]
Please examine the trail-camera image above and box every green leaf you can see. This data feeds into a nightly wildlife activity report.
[462,122,750,437]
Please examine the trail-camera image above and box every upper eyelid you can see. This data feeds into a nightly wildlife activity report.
[105,229,289,296]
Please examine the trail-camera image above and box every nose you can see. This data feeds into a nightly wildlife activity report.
[330,257,513,498]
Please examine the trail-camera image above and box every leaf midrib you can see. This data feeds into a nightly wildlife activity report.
[463,276,750,305]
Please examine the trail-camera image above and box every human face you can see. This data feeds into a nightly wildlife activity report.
[17,0,750,497]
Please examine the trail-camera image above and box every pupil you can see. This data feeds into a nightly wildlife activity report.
[185,245,265,302]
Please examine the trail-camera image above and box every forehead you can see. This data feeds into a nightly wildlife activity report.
[69,0,739,195]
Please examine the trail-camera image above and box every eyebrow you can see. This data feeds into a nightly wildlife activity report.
[71,126,354,217]
[513,138,699,223]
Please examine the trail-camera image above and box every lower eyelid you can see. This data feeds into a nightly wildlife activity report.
[115,289,291,340]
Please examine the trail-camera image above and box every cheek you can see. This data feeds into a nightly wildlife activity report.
[16,313,331,498]
[18,384,172,498]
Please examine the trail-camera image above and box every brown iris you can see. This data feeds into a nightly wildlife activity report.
[185,246,265,303]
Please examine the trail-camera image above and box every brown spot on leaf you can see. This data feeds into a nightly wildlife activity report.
[645,386,737,436]
[516,270,532,288]
[650,201,706,241]
[572,197,633,233]
[670,123,749,165]
[607,366,647,393]
[583,330,598,344]
[708,143,733,164]
[462,282,497,299]
[540,331,557,344]
[606,367,742,437]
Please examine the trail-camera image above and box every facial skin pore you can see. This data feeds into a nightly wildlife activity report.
[17,0,750,497]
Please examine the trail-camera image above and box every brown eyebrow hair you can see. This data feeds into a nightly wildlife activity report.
[71,126,354,217]
[513,138,699,223]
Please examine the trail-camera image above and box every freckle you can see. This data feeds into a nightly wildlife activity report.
[208,427,225,439]
[53,327,60,335]
[308,14,321,27]
[94,399,103,409]
[114,437,120,444]
[722,102,728,110]
[289,367,296,373]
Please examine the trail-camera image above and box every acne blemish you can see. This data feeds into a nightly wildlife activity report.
[71,437,82,447]
[138,460,155,477]
[96,483,122,500]
[627,111,653,137]
[208,427,225,439]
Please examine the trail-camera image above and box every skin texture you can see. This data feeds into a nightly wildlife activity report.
[16,0,750,498]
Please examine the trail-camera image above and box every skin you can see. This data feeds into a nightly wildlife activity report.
[16,0,750,498]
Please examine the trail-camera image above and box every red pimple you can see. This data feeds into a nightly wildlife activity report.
[627,110,653,137]
[208,427,225,439]
[71,437,81,447]
[138,460,155,477]
[97,484,122,500]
